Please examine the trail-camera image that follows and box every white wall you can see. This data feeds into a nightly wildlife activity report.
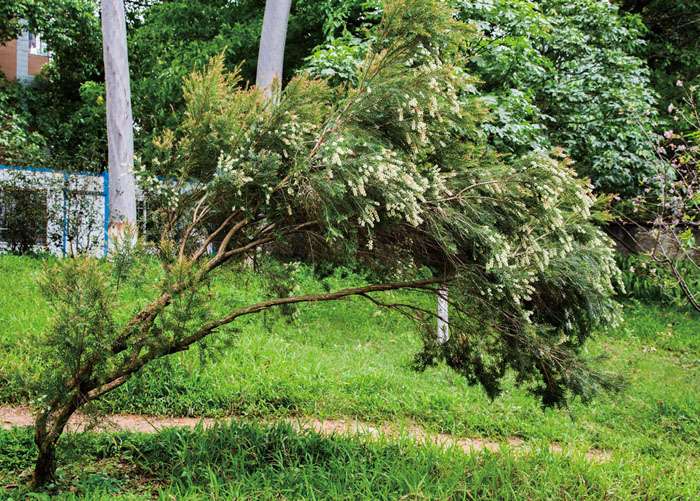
[0,168,108,256]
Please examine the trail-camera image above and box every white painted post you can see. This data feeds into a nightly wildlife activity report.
[101,0,137,244]
[16,24,29,81]
[437,284,449,345]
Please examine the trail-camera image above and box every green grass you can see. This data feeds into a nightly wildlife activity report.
[2,422,699,500]
[1,254,699,498]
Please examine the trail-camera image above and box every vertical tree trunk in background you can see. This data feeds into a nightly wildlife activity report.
[256,0,292,98]
[251,0,291,265]
[437,284,449,345]
[102,0,136,240]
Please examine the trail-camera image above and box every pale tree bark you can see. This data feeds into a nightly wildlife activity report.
[256,0,292,98]
[251,0,291,266]
[102,0,137,241]
[437,284,449,345]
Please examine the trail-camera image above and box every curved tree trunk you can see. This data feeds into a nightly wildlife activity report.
[32,396,80,488]
[32,443,56,489]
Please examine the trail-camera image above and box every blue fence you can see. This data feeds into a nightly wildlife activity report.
[0,164,110,256]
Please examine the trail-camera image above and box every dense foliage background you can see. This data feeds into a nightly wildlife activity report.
[1,0,694,205]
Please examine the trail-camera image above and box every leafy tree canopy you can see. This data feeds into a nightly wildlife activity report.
[5,0,691,203]
[0,0,104,167]
[455,0,658,196]
[306,0,661,197]
[18,0,623,485]
[134,0,622,407]
[616,0,700,122]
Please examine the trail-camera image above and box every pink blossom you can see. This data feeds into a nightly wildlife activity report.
[664,130,674,140]
[674,116,680,121]
[668,104,675,113]
[677,80,683,87]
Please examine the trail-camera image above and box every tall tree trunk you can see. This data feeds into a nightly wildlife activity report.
[256,0,292,98]
[252,0,291,265]
[102,0,137,241]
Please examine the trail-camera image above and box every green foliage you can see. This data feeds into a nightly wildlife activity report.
[0,107,47,168]
[32,259,115,405]
[618,253,700,308]
[131,0,624,407]
[456,0,658,196]
[108,223,147,289]
[3,418,700,499]
[617,254,667,303]
[2,255,700,475]
[128,0,348,162]
[21,0,105,166]
[617,0,700,128]
[305,35,371,87]
[0,0,672,205]
[625,85,700,312]
[609,300,700,354]
[8,1,633,486]
[0,184,47,255]
[0,8,21,46]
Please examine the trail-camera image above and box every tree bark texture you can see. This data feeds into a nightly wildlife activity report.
[437,284,449,345]
[32,396,80,488]
[102,0,137,234]
[32,444,56,489]
[256,0,292,97]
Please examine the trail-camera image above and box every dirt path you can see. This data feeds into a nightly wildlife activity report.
[0,405,610,462]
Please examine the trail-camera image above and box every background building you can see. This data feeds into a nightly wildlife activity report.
[0,26,49,81]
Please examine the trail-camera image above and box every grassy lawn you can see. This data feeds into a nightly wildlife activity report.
[1,254,699,498]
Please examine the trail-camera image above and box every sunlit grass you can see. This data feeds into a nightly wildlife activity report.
[1,254,699,498]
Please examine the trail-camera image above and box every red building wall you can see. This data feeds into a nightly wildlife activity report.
[28,53,49,77]
[0,40,18,80]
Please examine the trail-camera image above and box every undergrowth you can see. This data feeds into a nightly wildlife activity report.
[1,254,699,497]
[1,421,698,499]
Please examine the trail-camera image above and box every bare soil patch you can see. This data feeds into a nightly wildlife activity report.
[0,405,610,462]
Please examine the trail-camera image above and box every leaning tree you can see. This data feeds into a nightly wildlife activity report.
[30,0,622,488]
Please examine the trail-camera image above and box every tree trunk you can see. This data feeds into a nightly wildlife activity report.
[102,0,137,242]
[32,397,80,488]
[437,284,449,345]
[32,442,56,489]
[256,0,292,98]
